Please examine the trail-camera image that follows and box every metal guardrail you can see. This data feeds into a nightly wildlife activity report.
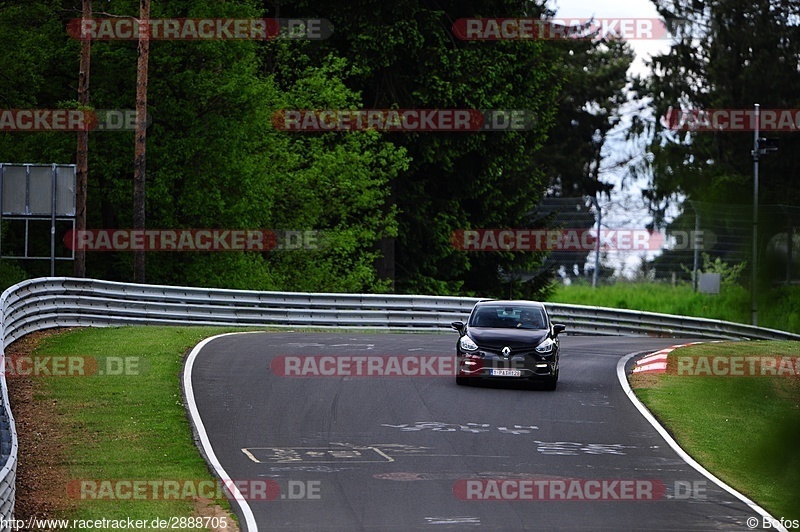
[0,277,798,525]
[547,302,800,341]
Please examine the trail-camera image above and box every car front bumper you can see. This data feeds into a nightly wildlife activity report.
[456,350,557,380]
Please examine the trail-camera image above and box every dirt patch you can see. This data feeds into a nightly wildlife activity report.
[5,328,77,523]
[629,372,662,389]
[194,497,240,532]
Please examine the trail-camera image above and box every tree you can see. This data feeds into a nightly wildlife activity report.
[61,0,151,282]
[537,30,634,281]
[0,0,633,294]
[540,35,633,198]
[1,0,408,291]
[631,0,800,283]
[75,0,92,278]
[270,0,566,297]
[133,0,150,283]
[634,0,800,216]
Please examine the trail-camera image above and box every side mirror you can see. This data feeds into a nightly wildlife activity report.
[552,323,566,336]
[451,321,466,335]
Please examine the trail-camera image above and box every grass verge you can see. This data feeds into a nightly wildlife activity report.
[10,326,250,530]
[548,282,800,334]
[631,340,800,521]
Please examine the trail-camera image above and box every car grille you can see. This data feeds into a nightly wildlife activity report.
[479,346,538,358]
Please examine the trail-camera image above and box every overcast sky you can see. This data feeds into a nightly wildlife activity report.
[550,0,671,76]
[549,0,674,277]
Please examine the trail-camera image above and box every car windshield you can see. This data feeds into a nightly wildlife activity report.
[469,305,546,329]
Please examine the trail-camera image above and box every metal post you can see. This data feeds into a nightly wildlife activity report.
[784,206,793,284]
[593,198,601,288]
[788,224,793,284]
[51,164,57,276]
[751,104,759,326]
[24,164,30,215]
[692,209,700,292]
[0,164,4,259]
[24,165,30,259]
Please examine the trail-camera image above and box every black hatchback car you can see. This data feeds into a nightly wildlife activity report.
[451,300,566,390]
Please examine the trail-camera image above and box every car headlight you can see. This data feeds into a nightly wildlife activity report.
[535,338,555,354]
[459,335,479,351]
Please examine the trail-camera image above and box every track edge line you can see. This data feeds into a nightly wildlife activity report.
[616,348,787,532]
[183,332,265,532]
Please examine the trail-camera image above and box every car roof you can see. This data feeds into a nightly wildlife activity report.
[475,300,545,308]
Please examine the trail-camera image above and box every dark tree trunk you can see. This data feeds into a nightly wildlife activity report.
[75,0,91,278]
[133,0,150,283]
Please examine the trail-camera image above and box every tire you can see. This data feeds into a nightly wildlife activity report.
[456,376,470,386]
[542,369,559,391]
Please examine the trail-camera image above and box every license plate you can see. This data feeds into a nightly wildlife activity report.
[490,369,522,377]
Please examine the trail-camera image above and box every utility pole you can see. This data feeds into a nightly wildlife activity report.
[750,103,779,325]
[133,0,150,283]
[592,197,601,288]
[692,209,700,292]
[751,104,759,326]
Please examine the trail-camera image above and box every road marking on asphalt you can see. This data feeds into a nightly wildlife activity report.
[285,343,326,348]
[534,441,634,456]
[424,517,481,525]
[333,442,511,459]
[375,472,535,481]
[329,343,375,349]
[264,465,353,473]
[242,446,394,464]
[381,421,538,433]
[331,442,433,454]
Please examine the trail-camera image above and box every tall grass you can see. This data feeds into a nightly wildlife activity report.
[547,282,800,334]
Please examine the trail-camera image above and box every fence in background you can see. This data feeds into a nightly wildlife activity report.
[534,196,800,285]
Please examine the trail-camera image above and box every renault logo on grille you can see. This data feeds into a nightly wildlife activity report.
[501,346,512,357]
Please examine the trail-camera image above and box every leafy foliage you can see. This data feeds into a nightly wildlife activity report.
[0,0,632,296]
[0,0,407,291]
[680,252,746,287]
[633,0,800,217]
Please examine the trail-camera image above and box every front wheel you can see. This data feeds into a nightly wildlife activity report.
[456,376,470,386]
[541,369,558,391]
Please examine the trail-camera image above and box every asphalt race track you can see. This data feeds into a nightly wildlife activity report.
[185,332,770,531]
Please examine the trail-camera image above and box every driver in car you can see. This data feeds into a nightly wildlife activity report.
[516,309,541,329]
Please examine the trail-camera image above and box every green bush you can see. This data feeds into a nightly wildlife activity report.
[0,260,27,293]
